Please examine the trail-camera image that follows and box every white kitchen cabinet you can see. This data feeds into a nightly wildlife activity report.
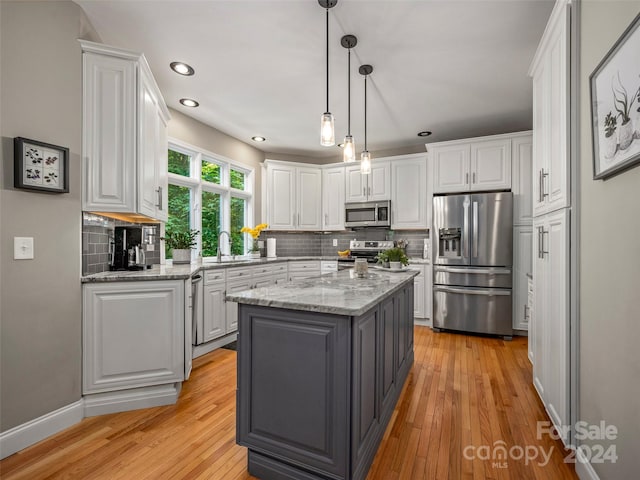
[391,155,428,230]
[322,166,345,231]
[512,134,534,225]
[530,1,570,217]
[202,281,226,343]
[288,260,321,282]
[527,276,534,364]
[265,161,322,231]
[226,277,253,334]
[81,40,170,221]
[431,137,511,193]
[82,280,185,394]
[345,160,391,202]
[513,225,533,331]
[406,264,425,319]
[532,208,570,445]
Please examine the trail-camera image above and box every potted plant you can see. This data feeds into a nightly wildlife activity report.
[162,229,199,264]
[240,223,268,259]
[603,111,618,160]
[380,247,409,270]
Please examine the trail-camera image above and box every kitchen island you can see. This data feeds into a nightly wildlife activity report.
[227,269,418,480]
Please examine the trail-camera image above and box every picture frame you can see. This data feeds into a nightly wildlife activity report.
[14,137,69,193]
[590,12,640,180]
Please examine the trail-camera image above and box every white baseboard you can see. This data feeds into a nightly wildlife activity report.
[575,447,600,480]
[84,383,181,417]
[0,400,83,460]
[193,332,237,359]
[414,318,432,327]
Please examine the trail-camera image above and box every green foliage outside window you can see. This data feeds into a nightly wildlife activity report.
[201,191,221,256]
[166,184,190,259]
[202,160,220,184]
[230,169,245,190]
[230,197,245,255]
[168,150,190,176]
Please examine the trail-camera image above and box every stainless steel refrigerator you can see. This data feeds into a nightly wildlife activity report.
[432,192,513,338]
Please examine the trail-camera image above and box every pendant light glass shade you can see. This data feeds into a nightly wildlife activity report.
[361,150,371,174]
[320,113,335,146]
[343,135,355,162]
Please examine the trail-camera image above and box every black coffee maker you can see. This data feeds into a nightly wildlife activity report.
[111,226,147,271]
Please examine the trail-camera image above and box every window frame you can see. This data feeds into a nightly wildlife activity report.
[166,138,254,261]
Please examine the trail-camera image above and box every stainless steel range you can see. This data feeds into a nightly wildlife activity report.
[337,240,394,269]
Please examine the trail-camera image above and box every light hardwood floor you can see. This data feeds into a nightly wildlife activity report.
[0,327,576,479]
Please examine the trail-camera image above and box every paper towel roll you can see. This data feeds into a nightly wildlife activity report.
[267,238,277,258]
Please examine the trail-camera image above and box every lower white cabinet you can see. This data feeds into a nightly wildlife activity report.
[202,281,226,343]
[527,276,534,363]
[82,280,185,394]
[532,208,570,445]
[288,260,321,281]
[407,264,425,318]
[513,225,533,331]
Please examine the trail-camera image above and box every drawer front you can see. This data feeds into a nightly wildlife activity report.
[226,266,254,280]
[288,261,321,272]
[204,270,226,285]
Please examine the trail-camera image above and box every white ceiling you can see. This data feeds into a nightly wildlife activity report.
[75,0,554,159]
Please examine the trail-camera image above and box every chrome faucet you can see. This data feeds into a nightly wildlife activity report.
[216,231,232,262]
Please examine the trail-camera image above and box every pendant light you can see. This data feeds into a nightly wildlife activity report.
[341,35,357,162]
[319,0,337,146]
[359,64,373,174]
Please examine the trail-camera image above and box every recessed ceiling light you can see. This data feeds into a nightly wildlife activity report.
[180,98,199,108]
[417,131,432,137]
[170,62,194,76]
[252,136,266,142]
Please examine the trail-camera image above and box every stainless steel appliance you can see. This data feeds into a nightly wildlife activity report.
[337,239,394,270]
[344,200,391,228]
[432,192,513,338]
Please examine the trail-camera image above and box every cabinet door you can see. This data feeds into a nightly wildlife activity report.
[512,135,533,225]
[527,278,534,364]
[322,167,345,231]
[544,209,570,443]
[267,165,296,230]
[407,265,425,318]
[83,280,184,393]
[513,226,533,331]
[424,264,433,323]
[82,53,136,212]
[202,282,226,343]
[432,144,470,193]
[345,165,367,203]
[470,139,511,191]
[155,107,169,221]
[379,297,396,413]
[391,158,427,229]
[532,56,549,217]
[532,217,547,402]
[138,68,162,220]
[226,280,253,333]
[297,167,322,230]
[368,161,391,201]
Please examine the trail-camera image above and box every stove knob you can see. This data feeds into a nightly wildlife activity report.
[352,242,360,248]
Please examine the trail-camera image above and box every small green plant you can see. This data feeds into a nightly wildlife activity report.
[379,247,409,266]
[161,229,199,250]
[604,112,617,138]
[612,72,634,125]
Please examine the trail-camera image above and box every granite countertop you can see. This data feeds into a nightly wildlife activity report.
[81,256,428,283]
[226,268,419,316]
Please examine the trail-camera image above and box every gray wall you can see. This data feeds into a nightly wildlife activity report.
[168,108,265,222]
[0,1,99,431]
[579,2,640,478]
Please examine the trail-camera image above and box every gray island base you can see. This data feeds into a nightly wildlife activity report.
[227,269,418,480]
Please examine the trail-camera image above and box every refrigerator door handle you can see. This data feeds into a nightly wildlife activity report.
[472,201,479,258]
[435,266,511,275]
[463,200,470,259]
[434,286,511,296]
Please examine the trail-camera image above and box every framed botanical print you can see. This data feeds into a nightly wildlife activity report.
[14,137,69,193]
[590,12,640,180]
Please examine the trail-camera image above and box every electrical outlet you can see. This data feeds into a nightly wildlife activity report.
[332,239,338,247]
[14,237,34,260]
[146,244,155,251]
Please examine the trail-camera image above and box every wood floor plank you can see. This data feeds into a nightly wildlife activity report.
[0,328,576,480]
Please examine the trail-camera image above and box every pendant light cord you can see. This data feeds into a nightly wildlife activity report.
[347,48,351,135]
[364,75,368,150]
[325,8,329,113]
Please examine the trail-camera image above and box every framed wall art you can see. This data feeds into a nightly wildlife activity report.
[14,137,69,193]
[590,12,640,180]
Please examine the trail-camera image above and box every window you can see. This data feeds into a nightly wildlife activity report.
[166,141,253,260]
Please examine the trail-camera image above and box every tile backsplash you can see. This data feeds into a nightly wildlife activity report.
[82,213,161,275]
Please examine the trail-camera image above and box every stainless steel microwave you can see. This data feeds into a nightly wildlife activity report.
[344,201,391,228]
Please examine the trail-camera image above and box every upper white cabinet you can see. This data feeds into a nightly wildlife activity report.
[431,136,511,193]
[345,160,391,202]
[512,134,534,225]
[265,161,322,231]
[529,1,570,217]
[81,41,170,221]
[322,166,345,231]
[391,155,428,229]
